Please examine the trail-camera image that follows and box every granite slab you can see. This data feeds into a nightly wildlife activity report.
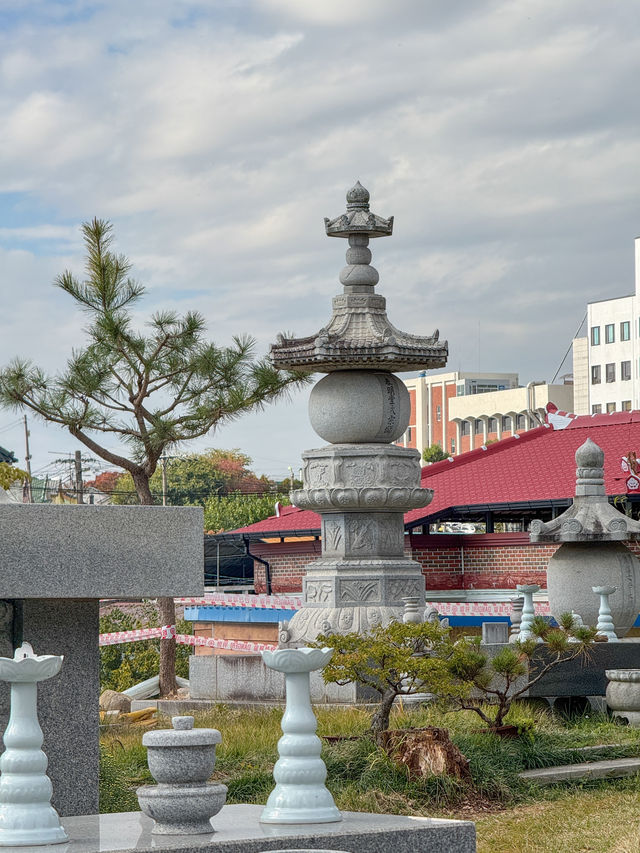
[0,504,203,597]
[13,806,476,853]
[520,757,640,785]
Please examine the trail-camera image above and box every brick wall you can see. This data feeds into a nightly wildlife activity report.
[249,533,640,594]
[251,539,322,594]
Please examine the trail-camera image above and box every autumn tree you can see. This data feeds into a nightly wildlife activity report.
[112,448,271,506]
[0,219,308,695]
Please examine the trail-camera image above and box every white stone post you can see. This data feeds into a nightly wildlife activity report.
[0,643,67,846]
[261,648,341,825]
[508,596,523,643]
[593,585,619,642]
[516,584,540,641]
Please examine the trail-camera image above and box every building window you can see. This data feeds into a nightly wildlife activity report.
[592,404,602,414]
[474,419,483,432]
[407,427,413,441]
[591,326,600,346]
[450,438,455,454]
[591,365,601,384]
[488,417,497,432]
[436,405,441,422]
[622,400,632,411]
[622,360,631,381]
[621,321,631,341]
[501,415,511,431]
[461,421,470,436]
[605,324,615,344]
[606,363,615,383]
[606,402,616,414]
[516,414,526,430]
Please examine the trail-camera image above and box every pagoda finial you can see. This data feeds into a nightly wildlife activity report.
[324,181,393,239]
[346,181,370,210]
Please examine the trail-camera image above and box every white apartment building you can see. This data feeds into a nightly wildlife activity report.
[573,238,640,415]
[398,371,573,457]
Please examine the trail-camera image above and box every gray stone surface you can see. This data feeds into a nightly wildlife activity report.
[188,655,377,704]
[520,757,640,785]
[530,439,640,633]
[308,372,411,443]
[143,717,221,784]
[42,806,476,852]
[137,784,228,836]
[281,445,431,645]
[481,622,509,644]
[0,504,203,597]
[0,599,100,816]
[268,184,448,647]
[481,642,640,699]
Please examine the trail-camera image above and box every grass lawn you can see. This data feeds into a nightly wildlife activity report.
[100,702,640,852]
[476,785,640,853]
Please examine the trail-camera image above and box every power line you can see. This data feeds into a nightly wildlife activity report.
[551,312,587,385]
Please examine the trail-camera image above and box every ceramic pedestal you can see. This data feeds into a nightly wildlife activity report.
[0,643,67,846]
[261,648,341,825]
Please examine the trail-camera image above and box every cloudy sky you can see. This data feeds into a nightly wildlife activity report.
[1,0,639,482]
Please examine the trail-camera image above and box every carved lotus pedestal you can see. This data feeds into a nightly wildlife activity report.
[281,444,432,645]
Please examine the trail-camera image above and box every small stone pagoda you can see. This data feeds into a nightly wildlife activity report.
[530,437,640,635]
[272,182,447,645]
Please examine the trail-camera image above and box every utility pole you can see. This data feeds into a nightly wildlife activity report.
[23,415,32,503]
[160,455,168,506]
[74,450,84,504]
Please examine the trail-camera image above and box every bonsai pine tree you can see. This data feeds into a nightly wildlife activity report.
[314,620,461,741]
[0,219,308,695]
[445,613,598,731]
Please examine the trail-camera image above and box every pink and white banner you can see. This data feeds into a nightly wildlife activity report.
[428,601,551,616]
[99,625,276,652]
[176,592,303,610]
[99,626,165,646]
[174,634,276,653]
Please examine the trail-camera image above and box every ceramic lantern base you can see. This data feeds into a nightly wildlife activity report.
[0,821,68,847]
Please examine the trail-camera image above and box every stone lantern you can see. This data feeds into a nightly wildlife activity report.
[272,182,447,645]
[530,437,640,635]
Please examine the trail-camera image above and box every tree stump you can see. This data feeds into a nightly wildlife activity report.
[381,727,470,781]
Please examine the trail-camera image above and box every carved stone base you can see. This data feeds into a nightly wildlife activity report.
[280,604,408,647]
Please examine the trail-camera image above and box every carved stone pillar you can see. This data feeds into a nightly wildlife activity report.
[271,183,448,645]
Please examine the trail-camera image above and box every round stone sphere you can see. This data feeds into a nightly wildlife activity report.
[309,370,410,444]
[546,541,640,635]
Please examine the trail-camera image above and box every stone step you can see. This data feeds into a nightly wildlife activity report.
[520,756,640,785]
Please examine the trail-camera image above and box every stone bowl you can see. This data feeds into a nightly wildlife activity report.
[137,782,228,835]
[142,718,222,784]
[606,669,640,713]
[145,743,219,784]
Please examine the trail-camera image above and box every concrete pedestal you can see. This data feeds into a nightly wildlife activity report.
[33,806,476,852]
[0,504,204,817]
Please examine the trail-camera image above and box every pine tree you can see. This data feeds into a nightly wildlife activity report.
[0,219,308,695]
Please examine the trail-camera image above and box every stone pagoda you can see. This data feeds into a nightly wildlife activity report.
[530,437,640,635]
[272,182,448,645]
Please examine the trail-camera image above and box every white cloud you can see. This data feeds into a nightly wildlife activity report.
[0,0,639,473]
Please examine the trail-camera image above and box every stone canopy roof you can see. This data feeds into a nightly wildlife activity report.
[270,182,448,373]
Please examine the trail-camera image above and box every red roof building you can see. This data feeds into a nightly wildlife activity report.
[219,411,640,599]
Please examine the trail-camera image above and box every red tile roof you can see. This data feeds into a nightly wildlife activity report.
[228,412,640,536]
